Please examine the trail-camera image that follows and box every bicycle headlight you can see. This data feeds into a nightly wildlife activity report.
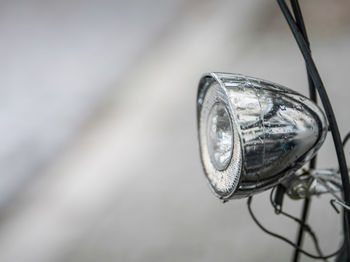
[197,73,327,200]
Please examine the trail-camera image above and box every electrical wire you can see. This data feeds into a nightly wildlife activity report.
[269,188,328,262]
[277,0,350,253]
[343,131,350,147]
[247,196,343,260]
[288,2,316,260]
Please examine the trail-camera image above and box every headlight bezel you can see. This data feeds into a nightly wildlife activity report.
[197,75,243,200]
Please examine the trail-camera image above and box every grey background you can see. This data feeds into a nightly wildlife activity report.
[0,0,349,261]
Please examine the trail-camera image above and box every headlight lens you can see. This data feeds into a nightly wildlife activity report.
[207,102,233,171]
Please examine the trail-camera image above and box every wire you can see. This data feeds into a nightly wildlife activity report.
[247,196,342,260]
[290,0,317,103]
[269,188,328,262]
[288,2,316,260]
[277,0,350,253]
[331,199,350,212]
[343,131,350,147]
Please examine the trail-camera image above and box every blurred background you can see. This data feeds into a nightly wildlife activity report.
[0,0,349,261]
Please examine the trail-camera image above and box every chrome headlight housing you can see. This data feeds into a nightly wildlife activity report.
[197,73,328,200]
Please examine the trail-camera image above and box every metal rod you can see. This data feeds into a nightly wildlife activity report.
[293,198,311,262]
[331,199,350,212]
[289,1,316,261]
[277,0,350,255]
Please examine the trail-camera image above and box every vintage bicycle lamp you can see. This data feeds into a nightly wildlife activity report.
[197,72,328,200]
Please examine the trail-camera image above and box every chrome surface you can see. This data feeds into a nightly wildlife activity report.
[308,169,343,197]
[330,199,350,212]
[197,72,328,200]
[284,168,350,200]
[284,170,340,200]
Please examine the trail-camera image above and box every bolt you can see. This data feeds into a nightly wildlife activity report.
[294,184,307,198]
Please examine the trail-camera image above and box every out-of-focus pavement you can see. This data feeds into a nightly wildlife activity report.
[0,1,349,262]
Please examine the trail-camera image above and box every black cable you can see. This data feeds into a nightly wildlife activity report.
[343,131,350,147]
[277,0,350,253]
[288,2,317,261]
[247,196,342,260]
[293,198,311,262]
[290,0,317,103]
[269,188,328,262]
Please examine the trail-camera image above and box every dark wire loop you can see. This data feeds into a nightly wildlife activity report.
[270,188,328,262]
[247,196,342,260]
[277,0,350,253]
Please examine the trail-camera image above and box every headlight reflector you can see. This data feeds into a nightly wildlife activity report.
[207,102,233,171]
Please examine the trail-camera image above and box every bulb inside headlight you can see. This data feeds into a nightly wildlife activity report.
[197,73,328,200]
[207,102,233,171]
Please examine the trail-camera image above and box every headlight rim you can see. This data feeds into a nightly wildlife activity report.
[197,73,243,200]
